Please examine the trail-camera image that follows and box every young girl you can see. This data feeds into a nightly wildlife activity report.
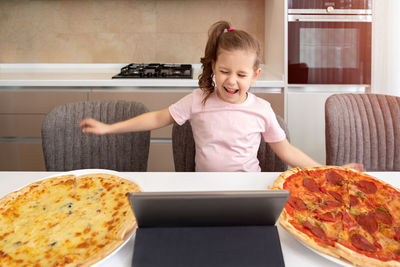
[80,21,363,172]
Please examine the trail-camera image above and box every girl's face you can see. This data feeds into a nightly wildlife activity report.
[212,49,261,104]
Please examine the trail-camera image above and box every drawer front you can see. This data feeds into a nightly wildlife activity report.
[147,142,174,172]
[0,141,175,172]
[0,114,44,138]
[90,91,191,139]
[0,91,88,114]
[0,142,45,171]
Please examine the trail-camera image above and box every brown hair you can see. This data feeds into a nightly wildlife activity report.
[198,20,262,103]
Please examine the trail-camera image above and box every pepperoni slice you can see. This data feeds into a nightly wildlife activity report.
[356,213,378,234]
[374,210,392,225]
[314,212,340,222]
[303,178,320,193]
[288,196,307,211]
[303,221,327,239]
[350,234,377,252]
[349,195,360,206]
[327,190,343,202]
[373,240,383,250]
[319,186,327,194]
[394,227,400,241]
[355,180,377,194]
[343,212,352,224]
[326,171,344,186]
[342,211,356,225]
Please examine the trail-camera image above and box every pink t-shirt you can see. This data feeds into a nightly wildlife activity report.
[169,88,286,172]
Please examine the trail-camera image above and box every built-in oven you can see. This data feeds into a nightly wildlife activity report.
[287,0,372,84]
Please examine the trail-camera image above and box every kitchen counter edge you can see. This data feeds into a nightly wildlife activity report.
[0,64,284,88]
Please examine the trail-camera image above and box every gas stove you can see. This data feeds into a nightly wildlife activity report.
[112,63,193,79]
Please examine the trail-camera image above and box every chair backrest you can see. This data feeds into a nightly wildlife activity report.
[172,115,290,172]
[325,93,400,171]
[41,100,150,171]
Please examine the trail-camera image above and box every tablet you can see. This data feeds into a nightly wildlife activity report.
[128,190,289,227]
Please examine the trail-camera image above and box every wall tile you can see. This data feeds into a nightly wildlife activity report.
[90,0,157,34]
[156,0,221,33]
[221,0,265,34]
[0,0,265,63]
[156,33,206,63]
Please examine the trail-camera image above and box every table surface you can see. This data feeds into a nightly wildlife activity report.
[1,170,398,267]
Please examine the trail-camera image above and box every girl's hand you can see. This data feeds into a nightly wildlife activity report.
[342,163,365,172]
[79,118,111,135]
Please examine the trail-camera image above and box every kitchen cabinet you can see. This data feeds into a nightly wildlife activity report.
[287,90,334,165]
[0,142,45,171]
[0,90,89,171]
[0,90,89,137]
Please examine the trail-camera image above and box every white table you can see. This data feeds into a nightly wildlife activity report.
[1,171,398,267]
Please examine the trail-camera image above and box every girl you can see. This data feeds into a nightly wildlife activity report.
[80,20,363,172]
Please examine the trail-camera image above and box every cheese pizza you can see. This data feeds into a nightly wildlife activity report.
[0,173,141,266]
[272,166,400,267]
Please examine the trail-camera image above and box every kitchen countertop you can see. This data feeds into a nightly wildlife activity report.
[0,64,284,88]
[1,170,398,267]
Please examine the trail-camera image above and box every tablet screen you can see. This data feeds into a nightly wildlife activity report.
[128,190,289,227]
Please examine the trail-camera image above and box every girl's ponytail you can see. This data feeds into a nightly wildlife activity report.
[199,21,231,104]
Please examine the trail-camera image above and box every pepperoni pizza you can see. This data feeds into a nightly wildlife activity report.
[272,166,400,267]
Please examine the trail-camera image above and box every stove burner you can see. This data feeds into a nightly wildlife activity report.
[112,63,193,79]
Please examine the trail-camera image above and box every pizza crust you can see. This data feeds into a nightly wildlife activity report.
[0,175,75,206]
[335,242,400,267]
[77,238,126,267]
[270,167,301,189]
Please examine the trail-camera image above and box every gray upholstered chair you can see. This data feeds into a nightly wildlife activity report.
[172,115,290,172]
[325,93,400,171]
[41,100,150,171]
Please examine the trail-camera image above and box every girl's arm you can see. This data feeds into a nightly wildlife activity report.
[268,139,320,168]
[268,138,365,171]
[80,108,174,135]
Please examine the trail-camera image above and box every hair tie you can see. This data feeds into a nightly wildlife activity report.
[228,26,235,32]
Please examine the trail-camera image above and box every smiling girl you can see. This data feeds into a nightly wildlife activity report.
[80,20,363,172]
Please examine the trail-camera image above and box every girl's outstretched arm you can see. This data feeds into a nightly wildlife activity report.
[268,139,365,172]
[80,108,174,135]
[268,139,320,168]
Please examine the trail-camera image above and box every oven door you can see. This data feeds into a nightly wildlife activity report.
[288,0,372,10]
[288,15,371,84]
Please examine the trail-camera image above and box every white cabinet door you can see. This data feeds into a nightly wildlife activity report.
[286,87,366,165]
[287,91,334,165]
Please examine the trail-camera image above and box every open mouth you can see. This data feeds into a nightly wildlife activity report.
[224,86,239,95]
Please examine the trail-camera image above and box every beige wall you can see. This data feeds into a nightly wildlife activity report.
[0,0,265,63]
[264,0,284,75]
